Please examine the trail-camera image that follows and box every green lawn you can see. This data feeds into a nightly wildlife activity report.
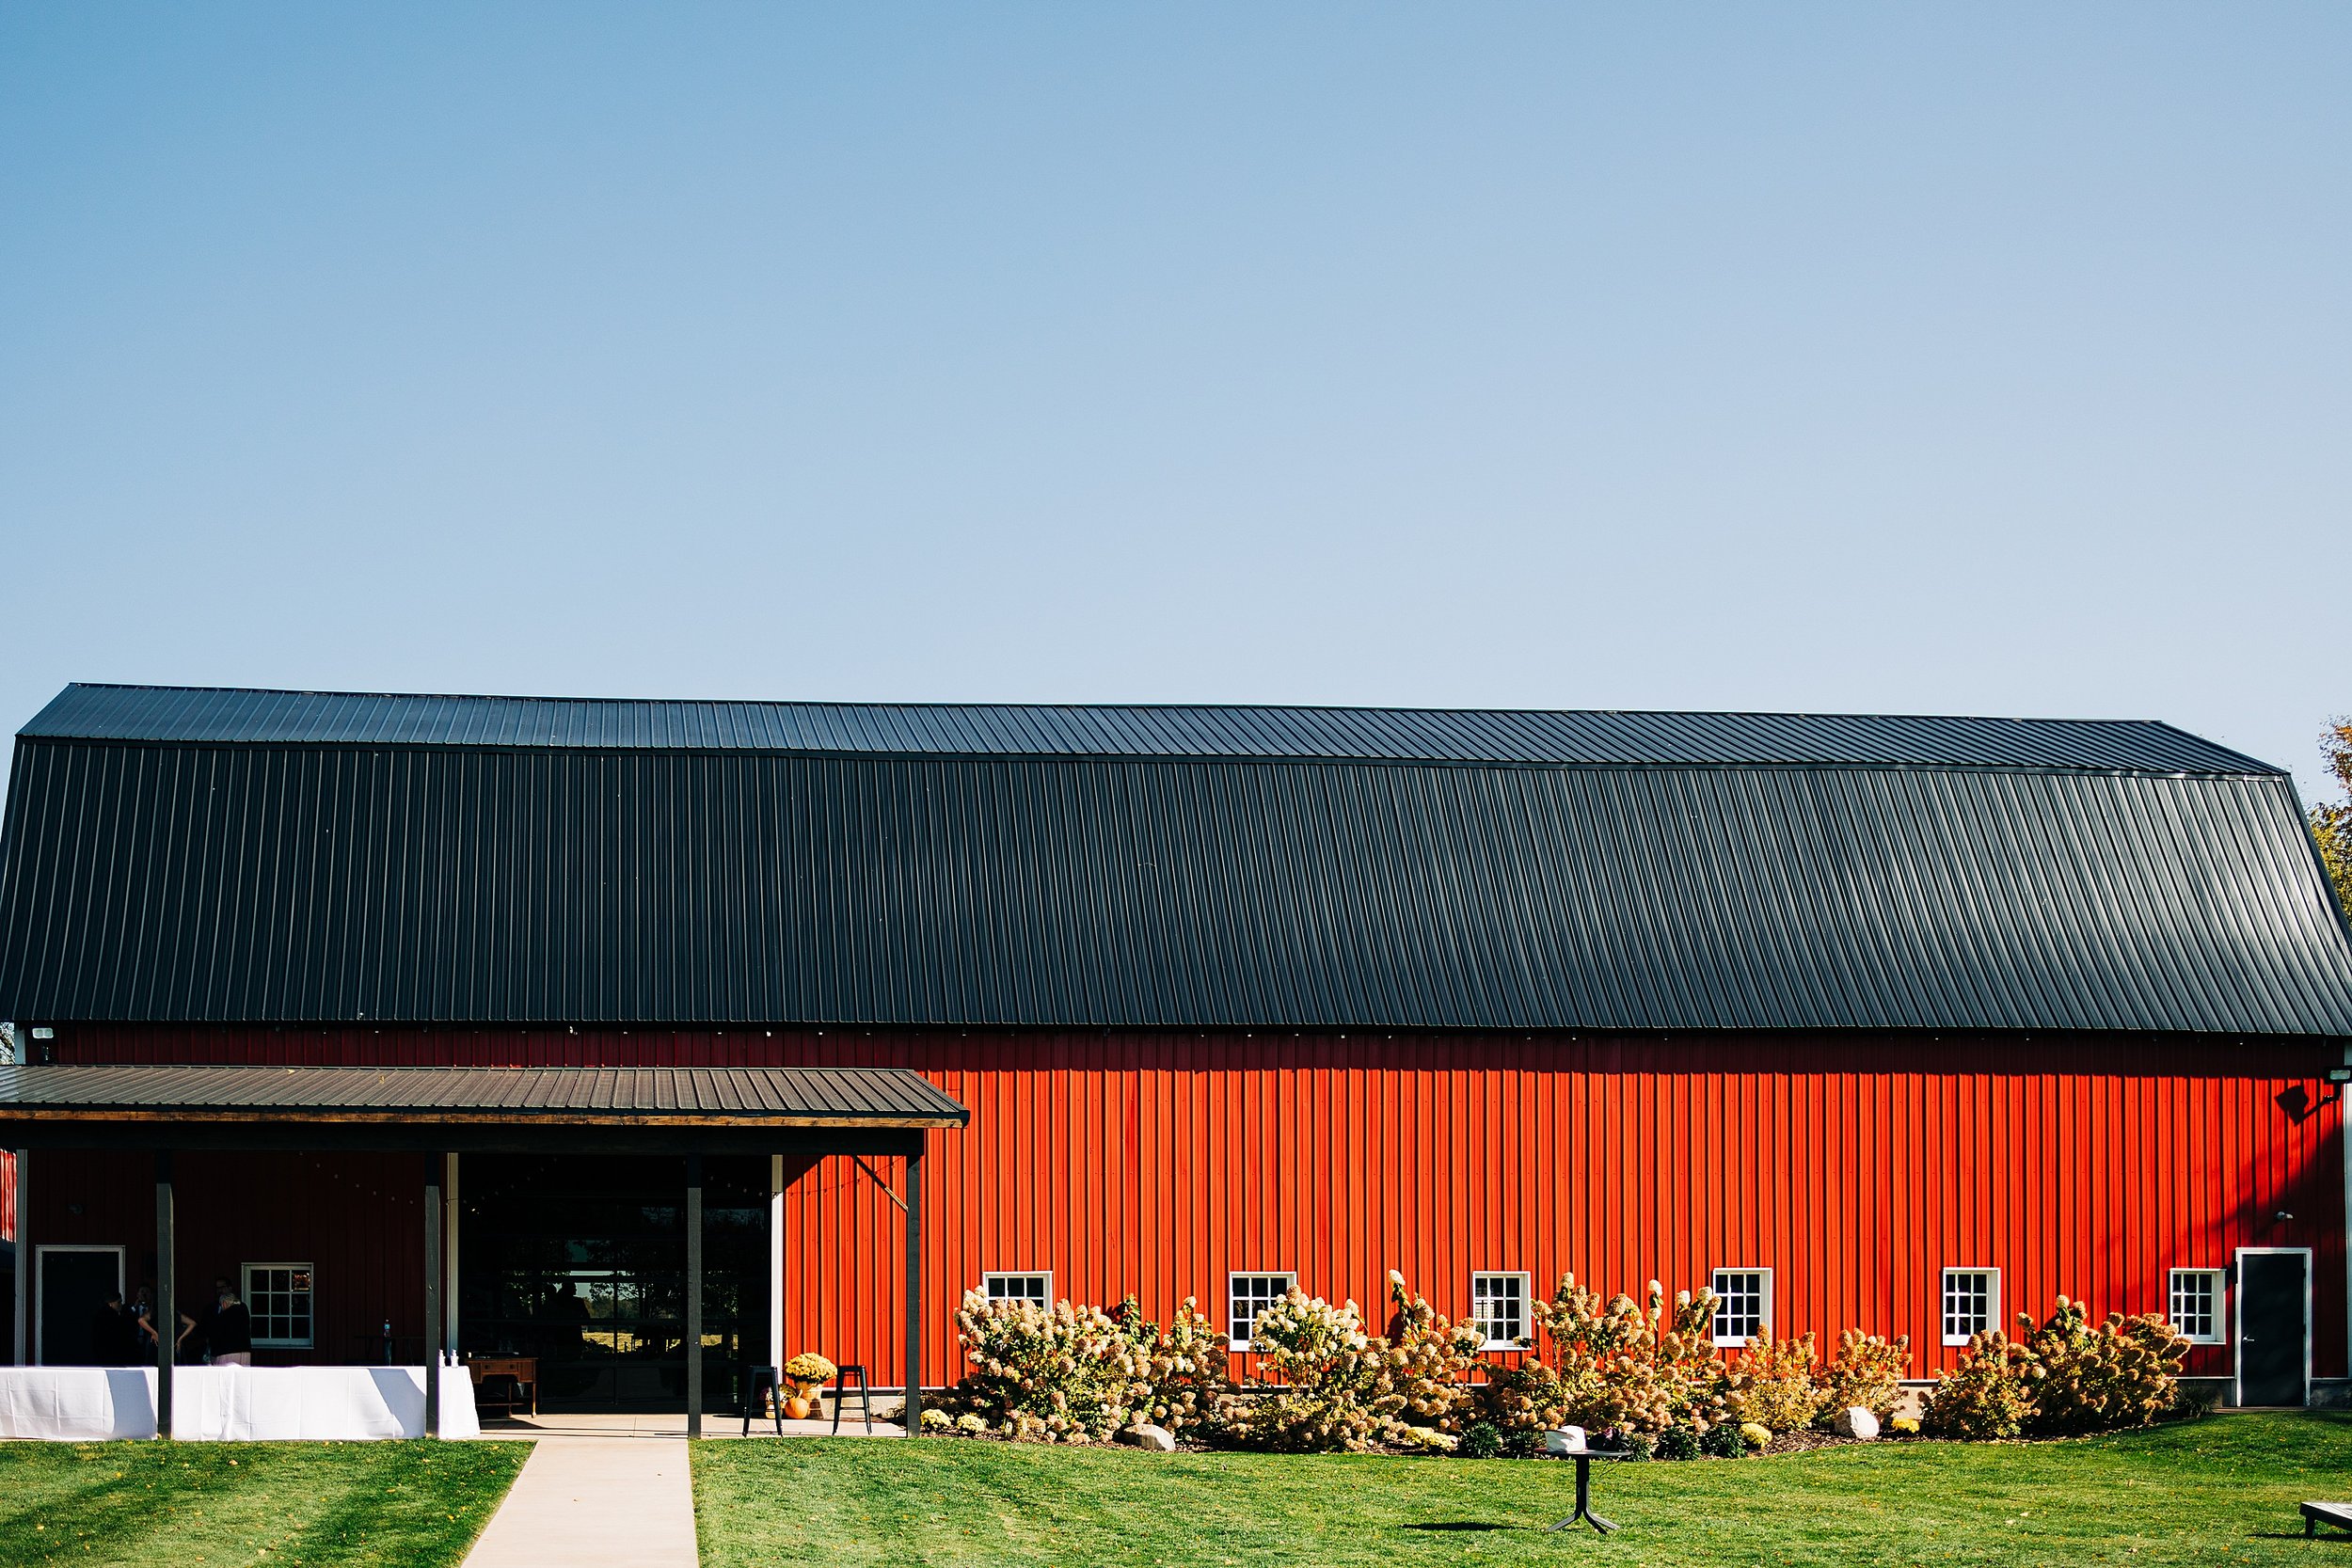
[0,1440,528,1568]
[691,1412,2352,1567]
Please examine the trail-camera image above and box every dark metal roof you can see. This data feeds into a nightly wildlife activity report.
[19,683,2281,774]
[0,1063,966,1127]
[3,689,2349,1036]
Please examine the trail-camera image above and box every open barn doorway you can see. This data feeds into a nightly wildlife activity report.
[458,1155,769,1411]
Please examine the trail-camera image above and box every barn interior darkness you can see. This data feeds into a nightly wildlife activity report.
[459,1154,768,1410]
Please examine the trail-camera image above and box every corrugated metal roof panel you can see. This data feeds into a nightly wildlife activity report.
[0,1062,967,1125]
[16,683,2280,774]
[2,733,2346,1034]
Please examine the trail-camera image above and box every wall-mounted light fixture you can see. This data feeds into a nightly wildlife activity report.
[2277,1072,2348,1124]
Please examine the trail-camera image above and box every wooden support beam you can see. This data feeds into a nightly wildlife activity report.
[903,1143,923,1435]
[424,1154,442,1438]
[443,1153,461,1353]
[154,1150,173,1439]
[685,1153,704,1440]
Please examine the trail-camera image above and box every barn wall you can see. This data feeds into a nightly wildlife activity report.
[24,1148,425,1368]
[33,1024,2348,1392]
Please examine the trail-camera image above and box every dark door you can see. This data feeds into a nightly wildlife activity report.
[39,1247,124,1366]
[2238,1252,2309,1407]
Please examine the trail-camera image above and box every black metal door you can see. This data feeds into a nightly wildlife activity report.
[2238,1252,2308,1407]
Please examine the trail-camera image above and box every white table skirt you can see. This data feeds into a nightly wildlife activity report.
[0,1364,481,1441]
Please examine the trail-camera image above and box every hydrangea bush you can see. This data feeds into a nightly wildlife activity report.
[946,1291,1150,1442]
[1918,1328,2037,1440]
[2020,1297,2188,1435]
[1218,1274,1486,1453]
[1130,1295,1231,1434]
[1379,1272,1487,1433]
[1222,1290,1392,1451]
[1818,1330,1912,1422]
[1724,1333,1821,1433]
[1920,1296,2186,1441]
[1482,1276,1731,1441]
[945,1289,1235,1443]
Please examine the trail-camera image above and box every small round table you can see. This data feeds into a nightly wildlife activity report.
[1547,1449,1631,1534]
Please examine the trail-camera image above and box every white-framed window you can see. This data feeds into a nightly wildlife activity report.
[1710,1268,1772,1347]
[1228,1272,1295,1349]
[2169,1268,2226,1344]
[1470,1272,1531,1350]
[242,1262,314,1350]
[1941,1268,1999,1346]
[981,1272,1053,1306]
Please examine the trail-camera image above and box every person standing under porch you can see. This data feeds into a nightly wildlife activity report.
[128,1286,160,1360]
[208,1284,253,1367]
[89,1289,136,1365]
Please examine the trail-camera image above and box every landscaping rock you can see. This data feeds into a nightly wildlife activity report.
[1120,1423,1178,1452]
[1834,1406,1881,1441]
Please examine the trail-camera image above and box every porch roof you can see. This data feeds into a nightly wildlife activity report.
[0,1062,966,1153]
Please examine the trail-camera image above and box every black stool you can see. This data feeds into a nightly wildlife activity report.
[741,1366,783,1436]
[829,1364,873,1433]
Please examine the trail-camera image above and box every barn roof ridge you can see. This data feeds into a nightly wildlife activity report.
[16,682,2281,777]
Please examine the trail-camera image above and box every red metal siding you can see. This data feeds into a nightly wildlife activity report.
[31,1024,2347,1391]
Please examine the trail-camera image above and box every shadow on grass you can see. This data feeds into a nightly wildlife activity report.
[1397,1521,1525,1532]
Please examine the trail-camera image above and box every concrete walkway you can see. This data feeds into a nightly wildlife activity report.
[463,1437,699,1568]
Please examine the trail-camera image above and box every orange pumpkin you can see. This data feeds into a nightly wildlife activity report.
[784,1395,813,1420]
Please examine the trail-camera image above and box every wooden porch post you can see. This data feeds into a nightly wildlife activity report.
[154,1150,173,1439]
[424,1154,442,1438]
[686,1153,704,1439]
[443,1153,461,1354]
[903,1141,923,1435]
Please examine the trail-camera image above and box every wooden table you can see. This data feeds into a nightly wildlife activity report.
[465,1356,539,1417]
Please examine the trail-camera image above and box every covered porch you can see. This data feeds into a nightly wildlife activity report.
[0,1062,966,1440]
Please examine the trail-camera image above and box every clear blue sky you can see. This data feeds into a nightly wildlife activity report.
[3,4,2346,799]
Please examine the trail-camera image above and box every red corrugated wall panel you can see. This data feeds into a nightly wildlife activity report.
[29,1024,2347,1392]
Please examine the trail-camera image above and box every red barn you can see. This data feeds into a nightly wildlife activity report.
[2,684,2347,1416]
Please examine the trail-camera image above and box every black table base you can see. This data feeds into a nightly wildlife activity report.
[1547,1450,1625,1534]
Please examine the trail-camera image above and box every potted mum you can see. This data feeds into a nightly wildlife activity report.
[783,1352,838,1419]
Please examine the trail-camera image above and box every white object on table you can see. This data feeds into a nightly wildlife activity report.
[0,1363,480,1441]
[1542,1425,1588,1454]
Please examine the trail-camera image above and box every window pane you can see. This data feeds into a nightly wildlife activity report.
[1470,1275,1524,1344]
[1943,1270,1993,1340]
[1230,1274,1293,1345]
[2169,1270,2217,1341]
[984,1274,1050,1303]
[1711,1270,1766,1342]
[242,1262,315,1348]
